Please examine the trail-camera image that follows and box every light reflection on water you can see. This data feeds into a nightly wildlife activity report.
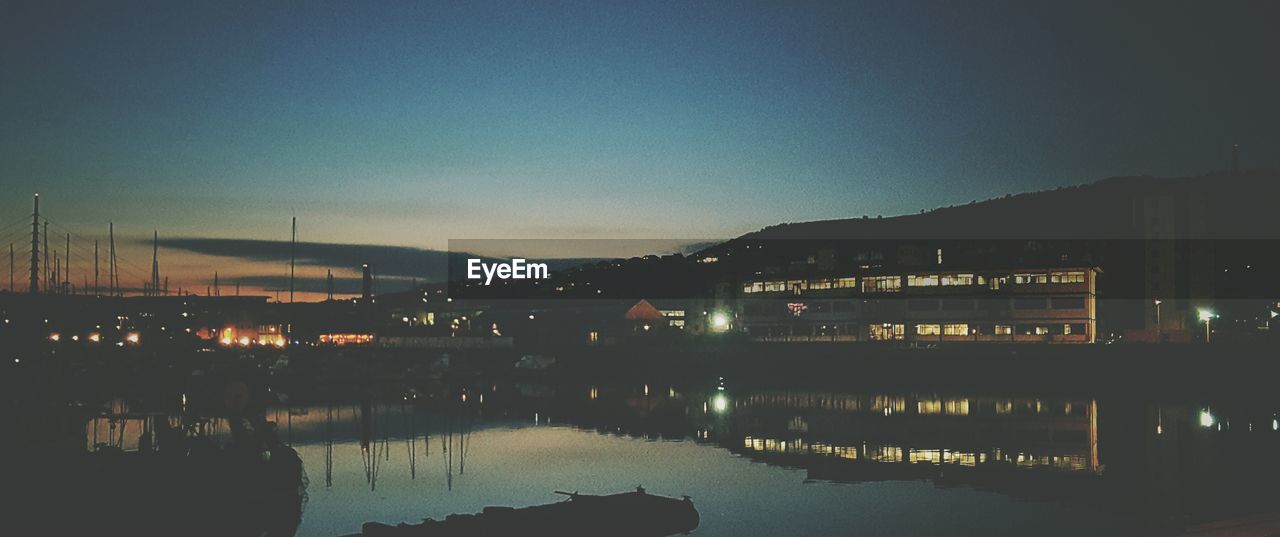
[292,424,1126,537]
[79,383,1280,537]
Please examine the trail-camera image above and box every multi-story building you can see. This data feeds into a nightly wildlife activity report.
[737,266,1098,343]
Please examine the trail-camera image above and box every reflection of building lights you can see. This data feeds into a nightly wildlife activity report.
[125,333,140,344]
[88,333,101,343]
[49,333,60,342]
[220,338,233,346]
[238,336,251,346]
[712,394,729,413]
[1199,409,1215,428]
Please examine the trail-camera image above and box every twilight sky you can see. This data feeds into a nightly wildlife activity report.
[1,1,1277,298]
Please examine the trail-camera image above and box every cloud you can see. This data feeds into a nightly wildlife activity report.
[148,238,612,282]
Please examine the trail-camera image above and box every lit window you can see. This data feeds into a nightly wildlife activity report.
[940,274,974,286]
[1014,273,1049,284]
[808,279,833,290]
[943,323,969,336]
[1034,326,1049,335]
[994,325,1013,335]
[861,276,900,292]
[908,274,940,287]
[834,277,858,289]
[1049,271,1086,283]
[915,324,941,336]
[869,323,905,340]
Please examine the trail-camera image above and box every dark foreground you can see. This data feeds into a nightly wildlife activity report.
[4,343,1280,536]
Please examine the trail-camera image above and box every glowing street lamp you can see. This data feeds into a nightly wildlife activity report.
[1197,309,1216,343]
[1153,299,1162,340]
[709,311,730,332]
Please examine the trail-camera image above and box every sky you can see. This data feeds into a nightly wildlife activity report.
[1,0,1277,299]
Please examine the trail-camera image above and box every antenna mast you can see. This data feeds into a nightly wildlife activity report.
[29,194,39,293]
[150,230,159,296]
[109,223,117,296]
[290,216,297,303]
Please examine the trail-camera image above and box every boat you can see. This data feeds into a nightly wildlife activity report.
[355,487,699,536]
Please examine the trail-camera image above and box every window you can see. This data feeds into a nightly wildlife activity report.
[808,279,833,290]
[908,274,940,287]
[1049,271,1086,283]
[1034,326,1049,335]
[915,324,941,336]
[940,273,974,286]
[743,282,764,294]
[861,276,900,292]
[834,277,858,289]
[936,248,943,265]
[869,323,905,341]
[994,325,1013,335]
[1014,273,1049,284]
[763,281,787,292]
[943,323,970,336]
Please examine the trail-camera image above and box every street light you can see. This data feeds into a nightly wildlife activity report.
[1153,299,1162,341]
[1198,308,1215,343]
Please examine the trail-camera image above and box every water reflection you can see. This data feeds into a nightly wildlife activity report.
[14,374,1280,537]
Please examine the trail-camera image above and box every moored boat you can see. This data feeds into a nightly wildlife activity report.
[355,487,699,536]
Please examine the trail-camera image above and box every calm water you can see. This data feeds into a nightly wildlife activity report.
[85,376,1259,537]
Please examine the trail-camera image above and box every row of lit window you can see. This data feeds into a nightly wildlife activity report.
[914,323,1083,336]
[743,271,1086,294]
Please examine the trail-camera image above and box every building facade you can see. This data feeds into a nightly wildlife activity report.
[737,267,1098,343]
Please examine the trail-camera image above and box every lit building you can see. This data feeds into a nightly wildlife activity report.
[737,266,1098,343]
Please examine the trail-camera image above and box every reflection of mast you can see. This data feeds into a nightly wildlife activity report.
[441,411,473,490]
[324,405,335,488]
[360,397,380,491]
[405,402,417,480]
